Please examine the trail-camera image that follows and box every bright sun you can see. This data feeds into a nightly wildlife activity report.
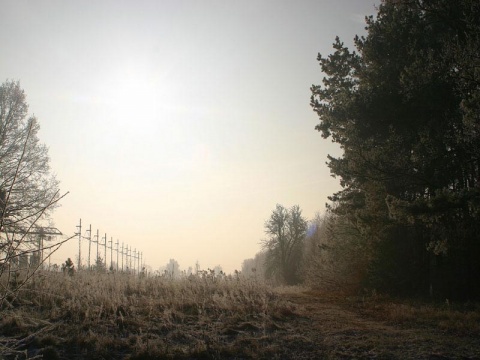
[106,67,155,108]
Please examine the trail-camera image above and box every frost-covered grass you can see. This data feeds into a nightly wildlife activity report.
[0,271,299,359]
[2,271,480,359]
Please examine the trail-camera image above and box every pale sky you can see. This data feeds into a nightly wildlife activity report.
[1,0,378,273]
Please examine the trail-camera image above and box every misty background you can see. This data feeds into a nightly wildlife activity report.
[0,0,377,272]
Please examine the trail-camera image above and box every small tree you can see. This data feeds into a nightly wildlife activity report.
[262,204,307,285]
[62,257,75,276]
[94,256,106,272]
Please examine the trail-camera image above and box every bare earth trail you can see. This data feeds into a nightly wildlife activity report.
[272,291,480,359]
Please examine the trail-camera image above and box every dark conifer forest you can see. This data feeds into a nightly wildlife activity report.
[310,0,480,300]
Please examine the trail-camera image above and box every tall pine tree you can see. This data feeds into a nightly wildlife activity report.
[311,0,480,299]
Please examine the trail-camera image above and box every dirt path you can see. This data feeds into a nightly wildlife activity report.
[278,291,480,359]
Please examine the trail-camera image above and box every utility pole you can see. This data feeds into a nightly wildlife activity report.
[69,219,147,276]
[77,219,82,270]
[87,224,92,270]
[121,242,124,271]
[128,246,132,273]
[69,220,146,275]
[109,237,113,271]
[136,250,140,275]
[137,249,140,274]
[133,248,137,275]
[103,233,107,268]
[96,229,99,267]
[116,239,119,272]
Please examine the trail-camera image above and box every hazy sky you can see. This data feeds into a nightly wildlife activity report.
[1,0,378,273]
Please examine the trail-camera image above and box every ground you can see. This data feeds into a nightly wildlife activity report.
[1,275,479,359]
[279,291,480,359]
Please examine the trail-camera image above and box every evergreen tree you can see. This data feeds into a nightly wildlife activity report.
[311,0,480,299]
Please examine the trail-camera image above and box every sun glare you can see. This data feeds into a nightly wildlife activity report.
[106,66,156,109]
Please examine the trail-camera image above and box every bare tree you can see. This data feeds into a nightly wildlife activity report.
[0,80,60,233]
[0,80,69,310]
[262,204,307,285]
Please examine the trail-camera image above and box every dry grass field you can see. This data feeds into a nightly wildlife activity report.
[1,271,479,359]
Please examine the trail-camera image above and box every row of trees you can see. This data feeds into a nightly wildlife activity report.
[246,0,480,300]
[242,205,367,291]
[154,259,224,279]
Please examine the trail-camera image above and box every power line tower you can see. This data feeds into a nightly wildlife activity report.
[3,225,62,266]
